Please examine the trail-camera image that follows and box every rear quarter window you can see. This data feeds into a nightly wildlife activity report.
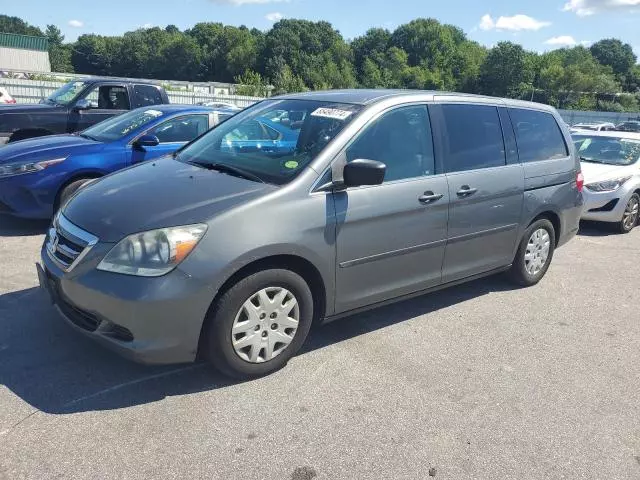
[133,85,164,108]
[509,108,568,163]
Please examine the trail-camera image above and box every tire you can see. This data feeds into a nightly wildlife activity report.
[205,269,314,379]
[508,219,556,287]
[619,193,639,234]
[55,178,95,213]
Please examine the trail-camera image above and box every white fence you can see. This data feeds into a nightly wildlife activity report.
[0,77,264,108]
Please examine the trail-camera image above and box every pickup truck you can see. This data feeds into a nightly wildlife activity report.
[0,78,170,144]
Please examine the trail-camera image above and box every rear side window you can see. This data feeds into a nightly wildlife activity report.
[509,108,568,162]
[133,85,164,108]
[439,104,506,173]
[148,115,209,143]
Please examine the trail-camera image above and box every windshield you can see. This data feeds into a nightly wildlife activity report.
[176,99,362,185]
[81,108,165,142]
[573,135,640,166]
[45,81,89,106]
[574,125,598,131]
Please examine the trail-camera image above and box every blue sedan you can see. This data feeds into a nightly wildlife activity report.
[221,116,299,156]
[0,105,235,219]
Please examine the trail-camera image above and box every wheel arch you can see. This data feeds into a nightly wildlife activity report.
[197,253,328,359]
[54,171,106,211]
[9,128,55,142]
[527,210,561,246]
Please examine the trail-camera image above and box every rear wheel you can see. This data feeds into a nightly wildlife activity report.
[619,193,639,234]
[205,269,314,379]
[508,219,556,287]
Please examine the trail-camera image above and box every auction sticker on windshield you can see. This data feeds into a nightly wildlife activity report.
[310,108,354,121]
[145,110,164,117]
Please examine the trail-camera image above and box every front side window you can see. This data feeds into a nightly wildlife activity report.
[441,104,506,173]
[510,108,568,162]
[573,135,640,166]
[83,85,130,110]
[44,81,89,106]
[346,105,435,182]
[147,115,209,143]
[176,99,362,185]
[81,108,165,142]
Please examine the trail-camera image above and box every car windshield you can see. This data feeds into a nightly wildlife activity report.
[573,134,640,166]
[80,108,165,142]
[175,99,362,185]
[44,81,89,106]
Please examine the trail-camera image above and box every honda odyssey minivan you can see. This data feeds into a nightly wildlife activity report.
[38,90,584,378]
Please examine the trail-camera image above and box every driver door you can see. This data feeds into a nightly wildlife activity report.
[68,83,130,132]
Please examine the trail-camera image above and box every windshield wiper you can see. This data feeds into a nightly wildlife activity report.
[186,161,265,184]
[78,133,98,141]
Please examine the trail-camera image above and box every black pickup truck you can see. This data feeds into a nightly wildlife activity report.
[0,78,170,144]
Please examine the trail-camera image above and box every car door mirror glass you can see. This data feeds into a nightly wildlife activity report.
[343,159,386,187]
[133,135,160,149]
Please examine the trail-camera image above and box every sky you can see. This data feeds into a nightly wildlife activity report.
[4,0,640,54]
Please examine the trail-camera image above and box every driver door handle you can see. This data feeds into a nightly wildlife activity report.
[418,192,444,204]
[456,186,478,197]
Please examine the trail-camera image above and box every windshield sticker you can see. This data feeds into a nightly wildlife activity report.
[310,108,354,121]
[144,109,164,117]
[284,160,299,169]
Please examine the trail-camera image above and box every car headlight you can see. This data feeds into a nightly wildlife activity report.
[0,157,67,179]
[97,224,208,277]
[585,176,632,192]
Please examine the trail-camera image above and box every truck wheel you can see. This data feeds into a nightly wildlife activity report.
[619,193,639,233]
[508,219,556,287]
[205,269,314,379]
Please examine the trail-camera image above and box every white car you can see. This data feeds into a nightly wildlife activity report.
[573,130,640,233]
[571,122,615,133]
[197,101,241,110]
[0,87,16,104]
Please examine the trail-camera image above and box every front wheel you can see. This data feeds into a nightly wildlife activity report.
[205,269,314,379]
[619,193,639,234]
[508,219,556,287]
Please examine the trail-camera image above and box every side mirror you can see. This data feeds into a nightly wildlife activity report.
[343,159,386,187]
[133,135,160,150]
[73,99,91,111]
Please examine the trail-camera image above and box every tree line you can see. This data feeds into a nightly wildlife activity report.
[2,14,639,112]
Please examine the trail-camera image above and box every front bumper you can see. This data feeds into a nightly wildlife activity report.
[39,238,216,365]
[580,186,634,223]
[0,176,57,219]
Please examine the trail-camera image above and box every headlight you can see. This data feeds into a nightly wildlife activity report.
[0,157,67,179]
[585,176,632,192]
[97,224,208,277]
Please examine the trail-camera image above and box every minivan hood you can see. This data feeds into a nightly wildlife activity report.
[0,134,102,164]
[63,158,277,242]
[580,161,637,183]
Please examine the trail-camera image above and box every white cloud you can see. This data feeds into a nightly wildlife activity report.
[563,0,640,16]
[68,20,84,28]
[265,12,284,22]
[545,35,577,46]
[479,14,495,30]
[478,14,551,31]
[209,0,289,5]
[141,23,154,29]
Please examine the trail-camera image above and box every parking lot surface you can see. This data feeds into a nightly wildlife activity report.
[0,217,639,480]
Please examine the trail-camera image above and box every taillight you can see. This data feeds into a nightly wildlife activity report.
[576,171,584,192]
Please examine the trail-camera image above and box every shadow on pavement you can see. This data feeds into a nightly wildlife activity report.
[0,216,49,237]
[578,220,622,237]
[0,275,516,415]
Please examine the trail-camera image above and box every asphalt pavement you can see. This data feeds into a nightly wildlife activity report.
[0,217,639,480]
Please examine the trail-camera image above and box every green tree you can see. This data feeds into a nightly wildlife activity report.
[0,15,43,36]
[479,42,534,97]
[45,25,73,72]
[234,70,268,96]
[590,39,636,77]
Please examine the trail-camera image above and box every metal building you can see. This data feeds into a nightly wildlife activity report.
[0,32,51,73]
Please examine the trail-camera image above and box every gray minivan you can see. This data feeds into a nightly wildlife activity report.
[38,90,584,378]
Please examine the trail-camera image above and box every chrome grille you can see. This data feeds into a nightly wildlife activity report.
[46,214,98,271]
